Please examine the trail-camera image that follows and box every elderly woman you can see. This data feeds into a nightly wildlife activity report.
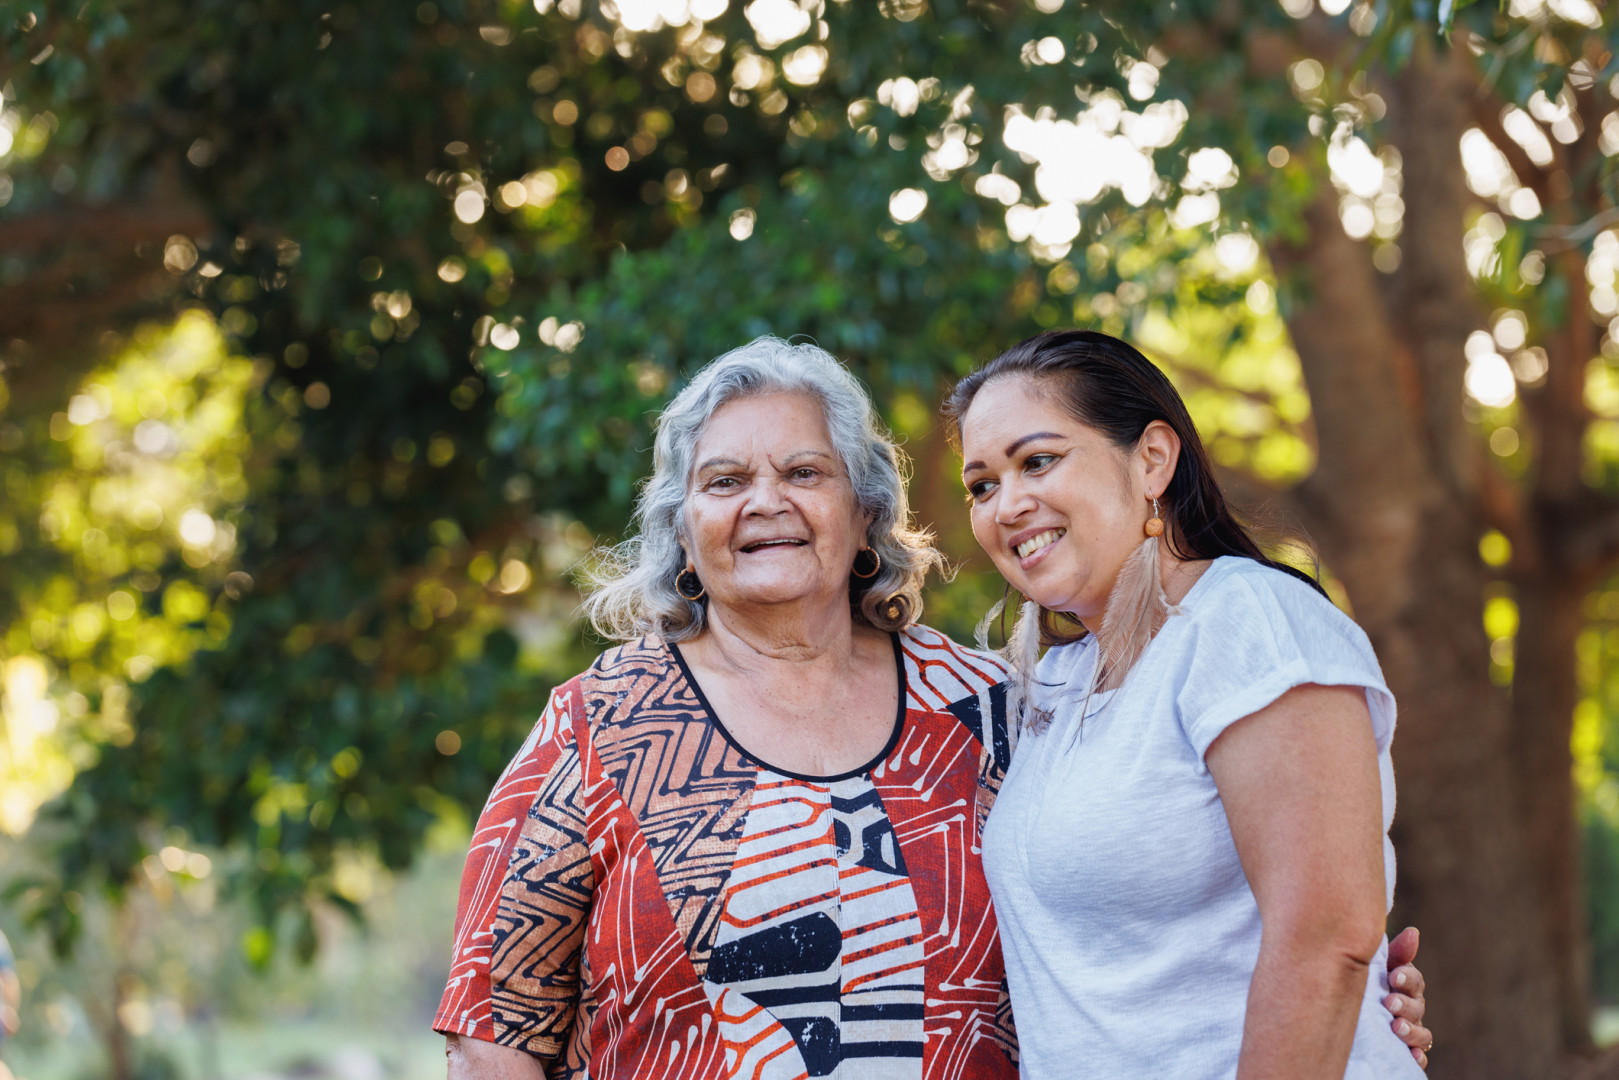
[434,337,1429,1079]
[436,337,1018,1079]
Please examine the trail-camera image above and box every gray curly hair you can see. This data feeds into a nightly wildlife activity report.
[581,336,947,641]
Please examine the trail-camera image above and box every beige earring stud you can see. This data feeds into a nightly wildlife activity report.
[1144,497,1164,538]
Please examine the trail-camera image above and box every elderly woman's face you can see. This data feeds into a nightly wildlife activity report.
[684,393,870,616]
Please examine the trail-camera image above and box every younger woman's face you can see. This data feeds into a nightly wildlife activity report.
[958,376,1159,622]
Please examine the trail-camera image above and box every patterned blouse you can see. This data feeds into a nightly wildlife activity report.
[434,625,1016,1080]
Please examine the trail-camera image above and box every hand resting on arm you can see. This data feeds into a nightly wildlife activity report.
[1385,926,1431,1069]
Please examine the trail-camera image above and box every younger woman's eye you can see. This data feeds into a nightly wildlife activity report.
[966,480,995,502]
[1025,453,1057,472]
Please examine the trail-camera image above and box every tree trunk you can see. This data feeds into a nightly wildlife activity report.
[1265,37,1568,1072]
[1513,565,1596,1054]
[1512,225,1609,1055]
[94,972,135,1080]
[1371,506,1563,1079]
[911,386,975,560]
[1274,229,1564,1077]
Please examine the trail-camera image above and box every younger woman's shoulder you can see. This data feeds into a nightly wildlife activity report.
[1178,556,1378,672]
[1172,558,1394,756]
[1185,556,1344,626]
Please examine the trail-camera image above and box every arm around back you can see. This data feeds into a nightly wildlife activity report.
[1206,682,1388,1080]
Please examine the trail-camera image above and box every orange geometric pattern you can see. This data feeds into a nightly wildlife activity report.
[434,627,1016,1079]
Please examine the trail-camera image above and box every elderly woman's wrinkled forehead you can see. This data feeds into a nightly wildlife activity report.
[686,390,839,476]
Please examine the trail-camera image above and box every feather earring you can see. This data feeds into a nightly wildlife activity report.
[1094,497,1181,693]
[1003,599,1051,735]
[973,592,1007,655]
[975,593,1050,738]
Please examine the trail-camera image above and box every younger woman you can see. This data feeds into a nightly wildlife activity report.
[949,329,1429,1078]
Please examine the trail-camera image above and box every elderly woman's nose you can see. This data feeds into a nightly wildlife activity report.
[742,473,793,512]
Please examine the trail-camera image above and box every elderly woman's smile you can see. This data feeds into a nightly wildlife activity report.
[735,537,810,557]
[684,392,870,611]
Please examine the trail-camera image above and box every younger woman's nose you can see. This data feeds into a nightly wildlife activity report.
[994,477,1037,525]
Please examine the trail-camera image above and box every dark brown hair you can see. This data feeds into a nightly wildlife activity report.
[943,329,1323,643]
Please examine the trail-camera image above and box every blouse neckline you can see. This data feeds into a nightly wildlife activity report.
[667,631,909,783]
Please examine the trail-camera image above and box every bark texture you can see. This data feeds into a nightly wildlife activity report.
[1264,37,1600,1079]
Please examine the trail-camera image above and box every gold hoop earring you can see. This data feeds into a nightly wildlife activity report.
[675,566,706,601]
[1144,497,1164,538]
[851,547,881,579]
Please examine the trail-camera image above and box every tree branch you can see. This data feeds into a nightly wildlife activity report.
[1532,207,1619,253]
[1387,37,1490,501]
[0,201,210,256]
[0,198,209,414]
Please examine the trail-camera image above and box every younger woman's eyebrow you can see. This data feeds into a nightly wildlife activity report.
[962,431,1065,477]
[1005,431,1064,457]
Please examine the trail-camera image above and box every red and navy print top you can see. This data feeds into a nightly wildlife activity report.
[433,625,1017,1080]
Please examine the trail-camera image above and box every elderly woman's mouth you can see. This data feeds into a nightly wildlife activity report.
[739,538,810,553]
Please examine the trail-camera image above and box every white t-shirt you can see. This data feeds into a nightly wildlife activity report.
[981,556,1424,1079]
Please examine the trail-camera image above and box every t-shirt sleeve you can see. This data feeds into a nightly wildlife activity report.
[1175,566,1396,763]
[434,679,595,1061]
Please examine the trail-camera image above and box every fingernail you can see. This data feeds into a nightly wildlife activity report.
[1388,998,1402,1014]
[1394,971,1406,988]
[1396,1020,1410,1036]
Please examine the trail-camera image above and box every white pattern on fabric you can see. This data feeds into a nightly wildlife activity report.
[706,773,926,1080]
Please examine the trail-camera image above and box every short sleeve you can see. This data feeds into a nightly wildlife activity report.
[1175,563,1396,763]
[434,679,595,1061]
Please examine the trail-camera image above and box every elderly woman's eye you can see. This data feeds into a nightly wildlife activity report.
[790,467,820,481]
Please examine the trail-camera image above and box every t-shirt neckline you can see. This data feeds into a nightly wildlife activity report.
[667,631,909,783]
[1043,557,1237,722]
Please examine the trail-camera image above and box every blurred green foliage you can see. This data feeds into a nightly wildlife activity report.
[1,0,1617,999]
